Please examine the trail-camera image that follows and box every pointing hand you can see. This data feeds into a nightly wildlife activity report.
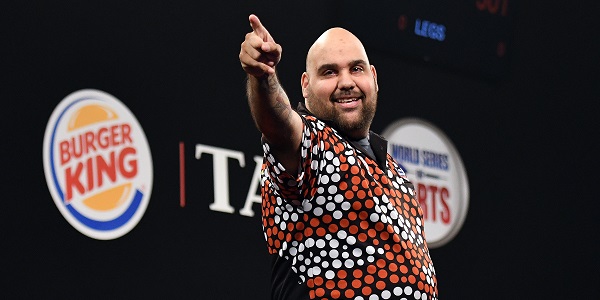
[239,14,282,78]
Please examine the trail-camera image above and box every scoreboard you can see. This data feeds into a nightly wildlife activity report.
[335,0,512,80]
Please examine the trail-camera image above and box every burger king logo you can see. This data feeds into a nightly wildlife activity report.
[43,89,153,240]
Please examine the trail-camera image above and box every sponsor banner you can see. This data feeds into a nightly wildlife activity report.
[383,118,469,248]
[43,89,153,240]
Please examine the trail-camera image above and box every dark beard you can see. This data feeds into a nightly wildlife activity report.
[330,100,376,135]
[307,89,377,138]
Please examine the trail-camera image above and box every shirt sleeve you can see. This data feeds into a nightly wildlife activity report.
[262,115,320,204]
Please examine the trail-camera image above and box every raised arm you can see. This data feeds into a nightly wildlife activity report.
[239,14,303,172]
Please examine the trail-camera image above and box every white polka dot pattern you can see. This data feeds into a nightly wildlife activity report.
[261,115,438,299]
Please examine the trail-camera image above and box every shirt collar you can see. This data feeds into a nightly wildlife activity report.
[295,102,389,168]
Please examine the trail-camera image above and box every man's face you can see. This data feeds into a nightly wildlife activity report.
[302,30,378,139]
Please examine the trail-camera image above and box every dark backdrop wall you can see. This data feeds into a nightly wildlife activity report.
[2,1,598,299]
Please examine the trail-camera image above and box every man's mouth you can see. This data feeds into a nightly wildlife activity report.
[334,97,360,103]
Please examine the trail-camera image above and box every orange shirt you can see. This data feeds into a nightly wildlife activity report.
[262,112,438,300]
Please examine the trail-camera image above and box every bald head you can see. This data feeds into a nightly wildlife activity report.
[306,28,370,74]
[301,27,378,140]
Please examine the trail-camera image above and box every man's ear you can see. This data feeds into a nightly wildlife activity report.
[301,72,309,98]
[371,65,379,92]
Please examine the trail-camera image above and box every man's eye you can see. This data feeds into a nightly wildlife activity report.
[323,70,335,75]
[352,66,364,72]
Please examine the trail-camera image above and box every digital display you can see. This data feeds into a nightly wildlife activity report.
[335,0,512,80]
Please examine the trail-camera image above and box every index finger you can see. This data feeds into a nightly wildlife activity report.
[249,14,270,42]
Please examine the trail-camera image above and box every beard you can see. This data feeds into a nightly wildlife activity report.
[306,88,377,138]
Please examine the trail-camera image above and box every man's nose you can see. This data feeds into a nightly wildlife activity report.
[338,71,356,90]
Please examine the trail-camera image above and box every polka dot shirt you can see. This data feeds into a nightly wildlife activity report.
[261,108,438,300]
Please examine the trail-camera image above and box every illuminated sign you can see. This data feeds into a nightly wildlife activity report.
[337,0,512,79]
[382,118,469,248]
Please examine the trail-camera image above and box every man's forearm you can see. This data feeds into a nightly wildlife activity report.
[246,74,296,147]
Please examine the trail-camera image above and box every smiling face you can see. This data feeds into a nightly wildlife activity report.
[302,28,378,139]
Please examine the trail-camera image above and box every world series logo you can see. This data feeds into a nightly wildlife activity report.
[43,89,153,240]
[383,118,469,248]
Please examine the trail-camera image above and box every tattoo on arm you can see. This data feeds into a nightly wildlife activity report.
[255,75,292,120]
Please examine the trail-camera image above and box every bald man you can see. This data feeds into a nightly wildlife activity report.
[240,14,438,300]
